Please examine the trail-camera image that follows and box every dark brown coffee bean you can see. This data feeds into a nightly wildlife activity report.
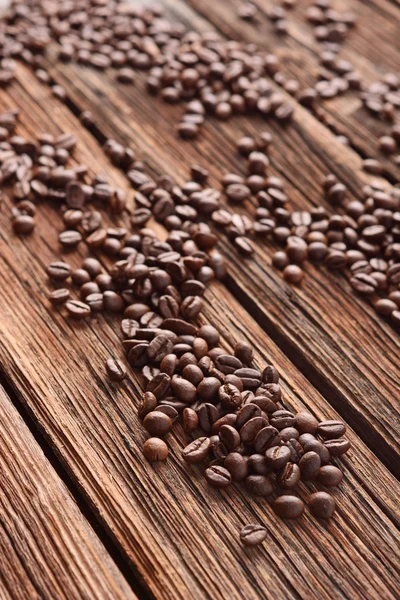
[317,465,343,486]
[283,264,304,283]
[65,300,91,319]
[211,414,238,435]
[295,412,319,434]
[317,420,346,439]
[225,452,248,481]
[128,343,149,367]
[138,392,157,419]
[182,437,211,463]
[198,403,220,432]
[59,230,82,248]
[302,437,331,465]
[12,214,35,234]
[147,334,174,362]
[277,463,301,489]
[253,426,279,453]
[324,438,351,456]
[234,341,254,363]
[171,376,197,404]
[146,373,171,400]
[143,411,172,437]
[142,438,168,462]
[218,383,242,409]
[299,451,321,480]
[240,416,266,443]
[273,495,304,519]
[182,407,199,433]
[204,465,232,488]
[269,409,295,430]
[219,424,241,452]
[105,358,127,382]
[198,377,222,401]
[245,474,274,496]
[265,445,291,469]
[236,403,262,430]
[46,261,71,282]
[48,288,70,305]
[240,524,268,547]
[308,491,336,519]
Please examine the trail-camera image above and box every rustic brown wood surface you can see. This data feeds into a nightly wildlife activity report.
[0,385,135,600]
[0,0,399,599]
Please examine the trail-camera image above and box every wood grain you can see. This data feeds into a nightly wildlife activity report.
[0,70,399,600]
[185,0,400,180]
[0,385,135,600]
[35,47,400,474]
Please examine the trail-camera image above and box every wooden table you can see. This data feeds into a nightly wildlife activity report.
[0,1,399,598]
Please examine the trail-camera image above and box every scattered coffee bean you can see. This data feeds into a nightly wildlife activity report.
[240,524,268,547]
[143,438,168,462]
[106,358,127,382]
[308,491,336,518]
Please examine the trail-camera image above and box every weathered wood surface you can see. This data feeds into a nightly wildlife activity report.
[0,71,399,600]
[0,385,135,600]
[186,0,400,180]
[39,46,400,474]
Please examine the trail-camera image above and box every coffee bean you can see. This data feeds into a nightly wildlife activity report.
[253,426,279,453]
[146,373,171,399]
[269,409,295,430]
[225,452,249,481]
[106,358,127,382]
[171,376,197,403]
[147,334,174,362]
[245,474,274,497]
[283,264,304,283]
[59,229,82,248]
[211,414,238,434]
[299,451,321,480]
[219,424,241,452]
[277,463,301,488]
[198,403,219,432]
[302,437,331,465]
[182,407,199,433]
[240,416,266,443]
[324,438,351,456]
[46,261,71,282]
[308,491,336,519]
[48,288,70,305]
[317,465,343,486]
[266,445,292,470]
[12,214,35,234]
[65,300,91,319]
[273,495,304,519]
[218,383,243,409]
[138,392,157,419]
[143,411,172,437]
[236,403,262,430]
[198,377,221,401]
[317,420,346,439]
[143,438,168,462]
[204,465,232,488]
[295,412,319,434]
[240,524,268,547]
[234,341,254,363]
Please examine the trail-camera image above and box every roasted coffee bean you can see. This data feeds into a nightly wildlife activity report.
[146,373,171,399]
[324,438,351,456]
[182,407,199,433]
[245,475,274,496]
[12,214,35,234]
[105,358,127,382]
[299,451,321,480]
[218,383,243,409]
[318,465,344,486]
[182,437,211,463]
[240,524,268,547]
[308,491,336,519]
[65,300,91,319]
[234,341,254,363]
[86,293,104,312]
[59,229,82,248]
[317,420,346,439]
[225,452,248,481]
[219,424,241,452]
[143,438,169,461]
[138,392,157,419]
[278,427,299,442]
[204,465,232,488]
[277,463,301,489]
[285,439,304,463]
[240,416,266,443]
[283,264,304,284]
[147,334,174,362]
[234,368,262,390]
[269,409,295,430]
[236,403,262,430]
[198,377,222,401]
[248,454,270,475]
[143,411,172,437]
[302,437,331,465]
[156,405,178,422]
[295,412,319,434]
[253,426,279,453]
[198,403,220,432]
[46,261,71,282]
[215,354,242,374]
[48,288,70,305]
[265,445,291,469]
[273,495,304,519]
[211,414,237,434]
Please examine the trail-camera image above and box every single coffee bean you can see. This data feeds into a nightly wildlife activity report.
[299,451,321,480]
[245,474,274,496]
[65,300,91,319]
[234,341,254,363]
[143,411,172,437]
[219,424,241,452]
[272,495,304,519]
[218,383,242,409]
[171,376,197,403]
[240,416,266,443]
[12,214,35,234]
[308,491,336,519]
[204,465,232,488]
[59,229,82,248]
[269,409,295,430]
[283,264,304,284]
[46,261,71,282]
[324,438,351,456]
[156,405,178,422]
[248,454,269,475]
[265,445,291,469]
[224,452,248,481]
[146,373,171,399]
[147,334,174,362]
[240,524,268,547]
[301,437,331,465]
[48,288,70,305]
[198,403,219,432]
[105,358,127,382]
[182,364,204,386]
[198,377,222,401]
[143,438,168,462]
[182,407,199,433]
[182,437,211,463]
[295,412,319,434]
[317,465,343,486]
[253,426,279,453]
[138,392,157,419]
[236,403,262,430]
[211,414,238,435]
[277,463,301,489]
[317,420,346,439]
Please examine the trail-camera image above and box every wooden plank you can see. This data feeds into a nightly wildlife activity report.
[0,384,135,600]
[36,50,400,473]
[0,71,399,600]
[184,0,400,180]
